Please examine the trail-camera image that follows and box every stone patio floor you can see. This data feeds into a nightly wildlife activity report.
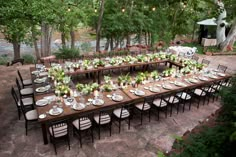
[0,54,236,157]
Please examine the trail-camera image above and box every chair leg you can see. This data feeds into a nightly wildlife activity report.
[18,108,21,120]
[128,117,130,130]
[53,141,57,155]
[91,127,94,143]
[140,112,143,125]
[119,120,121,133]
[98,125,101,139]
[25,121,28,136]
[148,110,151,122]
[67,135,70,150]
[109,122,112,136]
[79,131,82,147]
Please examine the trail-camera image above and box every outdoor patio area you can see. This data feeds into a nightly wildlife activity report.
[0,54,235,157]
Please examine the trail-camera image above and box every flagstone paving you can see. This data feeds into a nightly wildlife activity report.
[0,55,235,157]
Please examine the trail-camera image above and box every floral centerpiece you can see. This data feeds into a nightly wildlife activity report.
[109,58,117,65]
[101,84,113,92]
[150,71,159,80]
[149,53,159,61]
[48,66,65,82]
[55,84,70,96]
[81,60,92,70]
[168,54,178,62]
[104,75,112,83]
[93,59,105,68]
[181,66,191,75]
[117,73,131,86]
[137,55,149,62]
[196,63,204,70]
[162,68,175,77]
[76,83,99,95]
[158,52,167,60]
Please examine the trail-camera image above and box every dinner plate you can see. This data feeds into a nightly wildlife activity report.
[36,85,50,93]
[188,78,198,83]
[144,87,149,90]
[39,72,48,77]
[149,87,160,93]
[162,84,172,90]
[39,114,46,119]
[31,70,40,75]
[44,95,56,101]
[198,76,208,81]
[49,107,63,116]
[217,73,226,77]
[92,99,104,106]
[34,77,46,84]
[134,90,145,96]
[72,103,85,110]
[36,99,48,106]
[174,81,187,87]
[208,74,218,79]
[112,95,123,101]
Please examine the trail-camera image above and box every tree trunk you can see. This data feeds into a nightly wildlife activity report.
[12,40,20,60]
[104,38,110,51]
[70,30,75,49]
[220,18,236,51]
[110,36,114,50]
[215,0,227,45]
[32,25,40,60]
[41,23,52,57]
[96,0,105,52]
[126,35,131,46]
[61,31,66,47]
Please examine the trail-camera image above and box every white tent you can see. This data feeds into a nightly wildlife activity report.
[197,18,217,26]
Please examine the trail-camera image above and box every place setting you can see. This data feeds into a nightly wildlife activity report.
[144,86,161,93]
[34,77,47,84]
[35,85,51,93]
[48,105,64,116]
[130,88,146,96]
[107,93,124,102]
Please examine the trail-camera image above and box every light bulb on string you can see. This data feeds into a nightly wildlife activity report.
[67,7,71,12]
[122,7,125,13]
[94,8,97,13]
[152,7,156,11]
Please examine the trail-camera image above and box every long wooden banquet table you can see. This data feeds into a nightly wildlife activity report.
[31,64,231,144]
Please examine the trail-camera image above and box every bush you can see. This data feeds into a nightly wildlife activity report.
[0,55,10,65]
[80,42,92,53]
[54,47,80,59]
[22,54,35,64]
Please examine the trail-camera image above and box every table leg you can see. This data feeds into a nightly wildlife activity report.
[97,71,101,84]
[41,123,48,145]
[93,72,97,83]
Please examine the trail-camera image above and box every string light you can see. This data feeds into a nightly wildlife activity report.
[94,8,97,13]
[152,7,156,11]
[67,7,71,12]
[122,7,125,12]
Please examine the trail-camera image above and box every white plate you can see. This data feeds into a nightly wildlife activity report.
[106,95,112,98]
[130,90,135,93]
[36,87,47,93]
[72,103,85,110]
[34,77,46,84]
[92,99,104,106]
[31,71,40,75]
[217,73,226,77]
[198,76,208,81]
[149,87,160,93]
[44,95,56,101]
[49,107,63,116]
[155,84,161,87]
[36,99,48,106]
[144,87,149,90]
[112,95,123,101]
[134,90,145,96]
[39,72,48,77]
[208,75,218,79]
[174,81,187,87]
[39,114,46,119]
[162,85,172,90]
[188,78,198,83]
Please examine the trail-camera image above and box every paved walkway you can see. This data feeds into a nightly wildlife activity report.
[0,55,235,157]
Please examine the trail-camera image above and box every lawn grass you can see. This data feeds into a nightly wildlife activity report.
[181,42,204,54]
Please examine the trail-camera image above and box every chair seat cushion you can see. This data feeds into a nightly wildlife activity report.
[176,92,191,100]
[20,88,33,95]
[49,123,68,138]
[153,98,167,107]
[194,89,206,96]
[18,97,33,106]
[94,113,111,125]
[135,102,151,111]
[23,79,32,86]
[164,96,179,103]
[113,108,130,119]
[25,109,38,120]
[203,87,216,93]
[72,118,92,131]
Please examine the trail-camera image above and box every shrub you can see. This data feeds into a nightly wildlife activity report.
[0,55,10,65]
[80,42,92,53]
[22,54,35,64]
[54,47,80,59]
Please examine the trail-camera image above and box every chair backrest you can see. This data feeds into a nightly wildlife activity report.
[78,116,91,129]
[201,59,210,65]
[98,111,111,124]
[153,95,166,107]
[165,92,179,104]
[50,119,69,138]
[17,70,23,83]
[11,87,19,108]
[141,96,154,110]
[16,78,22,91]
[192,55,199,62]
[217,64,227,73]
[119,105,130,118]
[181,88,193,100]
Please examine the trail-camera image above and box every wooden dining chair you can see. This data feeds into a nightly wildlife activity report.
[113,104,131,133]
[176,88,193,112]
[193,86,207,108]
[93,110,112,139]
[11,87,34,120]
[16,78,34,99]
[217,64,227,73]
[17,70,32,88]
[163,92,180,116]
[19,99,38,135]
[192,55,199,62]
[134,96,153,125]
[152,95,168,120]
[49,119,70,155]
[72,116,93,147]
[201,59,210,66]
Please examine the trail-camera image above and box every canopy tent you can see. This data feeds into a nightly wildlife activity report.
[197,18,217,26]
